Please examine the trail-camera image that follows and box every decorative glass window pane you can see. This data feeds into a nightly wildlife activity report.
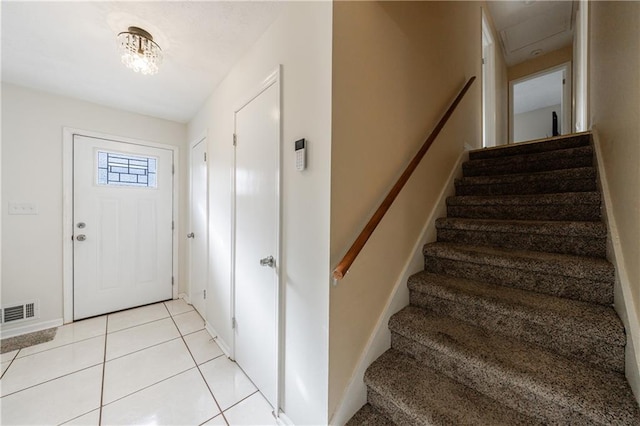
[97,151,158,188]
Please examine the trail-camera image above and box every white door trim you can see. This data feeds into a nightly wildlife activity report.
[188,131,209,314]
[509,62,572,143]
[574,0,589,132]
[62,127,179,324]
[481,8,497,148]
[230,65,283,416]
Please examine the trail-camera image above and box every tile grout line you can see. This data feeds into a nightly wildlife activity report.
[13,311,171,361]
[0,348,20,380]
[165,303,229,426]
[98,315,109,426]
[107,314,171,335]
[101,366,198,408]
[15,332,105,360]
[106,336,183,363]
[56,408,97,426]
[0,363,104,399]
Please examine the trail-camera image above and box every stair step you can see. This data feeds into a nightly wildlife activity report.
[455,167,597,196]
[364,349,540,425]
[469,133,591,161]
[346,403,393,426]
[435,218,607,257]
[423,242,614,304]
[447,192,601,221]
[389,307,640,425]
[408,272,625,372]
[463,145,593,177]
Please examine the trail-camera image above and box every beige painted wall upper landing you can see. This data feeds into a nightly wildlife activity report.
[329,0,482,416]
[508,45,573,82]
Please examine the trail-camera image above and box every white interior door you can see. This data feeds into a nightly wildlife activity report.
[234,80,279,409]
[73,135,173,320]
[189,138,208,316]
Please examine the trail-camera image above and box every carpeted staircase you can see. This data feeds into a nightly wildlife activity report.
[347,133,640,425]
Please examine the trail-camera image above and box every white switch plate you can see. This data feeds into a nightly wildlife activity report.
[8,202,38,215]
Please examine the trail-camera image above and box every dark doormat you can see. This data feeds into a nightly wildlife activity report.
[1,327,57,353]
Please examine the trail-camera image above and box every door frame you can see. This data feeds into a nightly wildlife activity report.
[573,0,589,132]
[509,62,572,143]
[481,8,497,148]
[62,127,179,324]
[188,131,209,312]
[230,66,283,414]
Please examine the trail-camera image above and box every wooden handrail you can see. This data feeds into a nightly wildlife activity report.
[333,76,476,281]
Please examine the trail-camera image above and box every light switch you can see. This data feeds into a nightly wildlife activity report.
[8,202,38,215]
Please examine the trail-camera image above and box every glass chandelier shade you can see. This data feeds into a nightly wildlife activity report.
[117,27,162,75]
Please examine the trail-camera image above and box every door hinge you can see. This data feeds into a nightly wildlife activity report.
[232,317,237,329]
[563,78,566,85]
[171,276,174,286]
[172,164,175,175]
[233,133,237,146]
[482,57,485,65]
[203,289,207,299]
[172,221,174,230]
[204,152,207,162]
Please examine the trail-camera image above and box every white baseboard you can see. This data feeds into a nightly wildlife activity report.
[205,321,233,359]
[0,318,64,339]
[329,148,469,425]
[179,292,190,304]
[591,128,640,404]
[276,410,295,426]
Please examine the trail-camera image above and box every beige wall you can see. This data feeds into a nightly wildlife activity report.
[508,45,573,82]
[589,0,640,401]
[1,83,187,334]
[329,1,481,416]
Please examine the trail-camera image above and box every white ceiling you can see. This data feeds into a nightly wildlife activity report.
[487,0,575,67]
[1,1,284,123]
[513,69,563,114]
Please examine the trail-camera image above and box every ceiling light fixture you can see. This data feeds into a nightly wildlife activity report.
[117,26,162,75]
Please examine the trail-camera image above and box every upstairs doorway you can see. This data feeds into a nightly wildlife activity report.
[510,63,571,143]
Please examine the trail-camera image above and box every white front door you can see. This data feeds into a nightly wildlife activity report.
[189,138,208,316]
[73,135,173,320]
[234,79,280,409]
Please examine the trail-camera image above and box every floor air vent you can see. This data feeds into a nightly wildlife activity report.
[1,300,38,324]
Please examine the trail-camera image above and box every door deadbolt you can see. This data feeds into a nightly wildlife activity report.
[76,234,87,242]
[77,222,86,229]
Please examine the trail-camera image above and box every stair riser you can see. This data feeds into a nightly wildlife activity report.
[409,291,624,372]
[447,204,601,221]
[436,229,606,258]
[391,333,596,425]
[455,178,596,196]
[367,390,416,426]
[463,152,593,177]
[423,256,612,304]
[469,136,591,160]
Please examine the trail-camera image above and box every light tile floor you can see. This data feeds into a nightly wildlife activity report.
[0,299,278,426]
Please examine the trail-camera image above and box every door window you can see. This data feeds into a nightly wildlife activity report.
[97,151,157,188]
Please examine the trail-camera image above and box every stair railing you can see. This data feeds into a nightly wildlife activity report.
[333,76,476,281]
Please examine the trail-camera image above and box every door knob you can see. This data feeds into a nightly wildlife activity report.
[76,234,86,242]
[259,256,275,267]
[187,233,195,239]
